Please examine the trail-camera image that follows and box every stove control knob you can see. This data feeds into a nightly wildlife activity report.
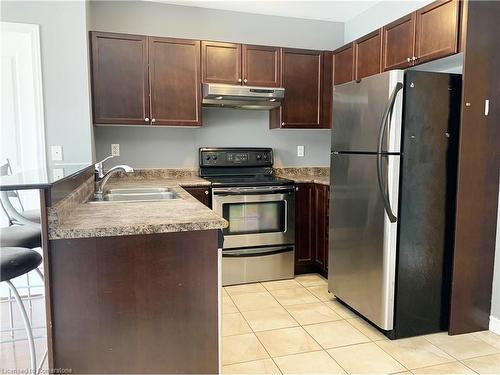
[263,154,269,160]
[205,155,211,161]
[256,154,262,160]
[212,155,217,160]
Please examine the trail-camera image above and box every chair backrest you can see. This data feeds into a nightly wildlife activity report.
[0,160,10,176]
[0,159,24,211]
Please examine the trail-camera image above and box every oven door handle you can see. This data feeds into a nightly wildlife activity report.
[213,186,295,195]
[223,246,293,258]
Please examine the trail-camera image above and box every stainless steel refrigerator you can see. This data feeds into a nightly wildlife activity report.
[328,70,461,339]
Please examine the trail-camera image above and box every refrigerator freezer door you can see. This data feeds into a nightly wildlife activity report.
[331,70,404,153]
[328,152,400,330]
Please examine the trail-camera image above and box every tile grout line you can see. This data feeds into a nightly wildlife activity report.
[372,339,456,372]
[335,319,412,372]
[226,278,345,372]
[224,284,284,374]
[407,359,480,375]
[419,333,500,364]
[262,280,350,374]
[367,339,413,373]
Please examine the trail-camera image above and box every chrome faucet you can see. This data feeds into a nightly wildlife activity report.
[94,156,134,199]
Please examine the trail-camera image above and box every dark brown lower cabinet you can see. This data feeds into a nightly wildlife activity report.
[184,186,211,208]
[314,184,329,275]
[294,183,330,276]
[48,230,219,373]
[295,183,315,273]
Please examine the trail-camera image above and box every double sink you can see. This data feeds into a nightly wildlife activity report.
[90,187,179,203]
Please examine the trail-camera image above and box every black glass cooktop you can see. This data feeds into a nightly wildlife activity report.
[204,175,294,187]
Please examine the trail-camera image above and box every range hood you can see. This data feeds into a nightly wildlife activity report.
[202,83,284,110]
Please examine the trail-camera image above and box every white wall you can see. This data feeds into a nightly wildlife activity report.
[344,0,433,43]
[88,1,344,169]
[89,1,344,50]
[1,1,93,174]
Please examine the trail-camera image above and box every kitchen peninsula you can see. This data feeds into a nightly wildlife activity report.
[44,167,227,373]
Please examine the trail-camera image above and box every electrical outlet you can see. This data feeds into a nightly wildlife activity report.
[111,144,120,156]
[297,145,305,157]
[51,145,63,161]
[52,168,64,180]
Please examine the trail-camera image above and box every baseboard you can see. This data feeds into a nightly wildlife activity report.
[489,315,500,334]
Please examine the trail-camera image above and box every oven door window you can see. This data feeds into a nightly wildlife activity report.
[222,201,286,235]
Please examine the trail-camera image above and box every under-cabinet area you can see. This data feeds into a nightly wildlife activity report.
[1,0,500,374]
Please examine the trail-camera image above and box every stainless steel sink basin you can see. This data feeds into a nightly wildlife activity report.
[89,187,179,203]
[107,187,170,194]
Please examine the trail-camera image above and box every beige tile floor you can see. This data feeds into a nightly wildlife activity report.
[2,274,499,374]
[222,274,500,375]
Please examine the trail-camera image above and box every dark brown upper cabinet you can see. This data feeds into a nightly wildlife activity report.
[201,41,242,85]
[415,0,460,64]
[91,32,150,125]
[149,37,201,126]
[382,13,416,71]
[355,29,382,80]
[333,43,354,85]
[270,48,324,129]
[242,44,281,87]
[321,51,334,129]
[202,41,281,87]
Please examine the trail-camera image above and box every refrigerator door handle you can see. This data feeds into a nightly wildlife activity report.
[376,83,402,224]
[377,82,403,154]
[377,154,397,223]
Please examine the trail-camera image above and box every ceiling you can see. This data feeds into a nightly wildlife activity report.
[154,1,380,22]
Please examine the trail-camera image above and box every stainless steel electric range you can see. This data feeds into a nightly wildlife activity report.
[199,147,295,286]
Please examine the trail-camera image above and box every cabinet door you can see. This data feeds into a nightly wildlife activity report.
[355,30,382,80]
[279,49,322,128]
[242,45,281,87]
[201,41,241,85]
[295,184,315,273]
[184,187,211,208]
[382,13,416,70]
[415,0,459,64]
[333,44,354,85]
[91,32,149,125]
[314,184,329,273]
[320,51,333,129]
[149,37,201,126]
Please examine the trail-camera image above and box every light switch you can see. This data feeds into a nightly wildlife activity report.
[297,145,305,157]
[51,145,63,161]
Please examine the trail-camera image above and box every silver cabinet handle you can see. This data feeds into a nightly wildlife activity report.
[295,187,299,191]
[151,118,156,123]
[281,122,285,126]
[145,117,150,122]
[204,190,209,195]
[243,78,248,83]
[412,56,417,61]
[237,78,242,83]
[406,57,411,62]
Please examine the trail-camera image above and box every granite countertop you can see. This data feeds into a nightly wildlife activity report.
[274,167,330,186]
[48,176,226,240]
[48,167,329,240]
